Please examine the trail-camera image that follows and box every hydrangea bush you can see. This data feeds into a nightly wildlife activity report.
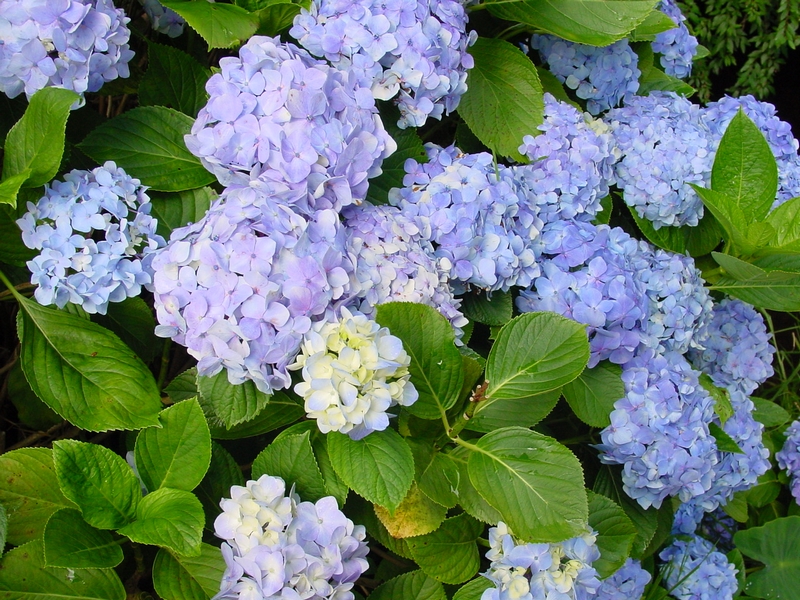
[2,1,800,600]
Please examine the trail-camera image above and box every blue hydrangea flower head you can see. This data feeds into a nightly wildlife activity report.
[185,35,396,212]
[290,0,476,128]
[596,558,651,600]
[517,93,618,224]
[389,144,543,293]
[0,0,134,103]
[673,504,738,551]
[214,474,369,600]
[606,92,714,229]
[776,419,800,505]
[17,161,164,314]
[659,534,738,600]
[530,34,640,115]
[139,0,183,37]
[150,184,355,394]
[703,95,800,208]
[651,0,698,79]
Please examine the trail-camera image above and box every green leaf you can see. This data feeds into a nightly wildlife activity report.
[751,397,790,428]
[149,188,216,239]
[251,431,327,502]
[164,368,199,403]
[0,206,36,265]
[635,43,695,96]
[204,391,305,439]
[43,509,123,569]
[117,488,204,556]
[723,491,748,523]
[743,471,781,508]
[708,422,744,454]
[327,429,414,511]
[562,361,623,428]
[139,42,211,117]
[485,0,658,46]
[135,399,212,493]
[418,452,461,509]
[375,302,464,420]
[735,516,800,599]
[486,312,589,401]
[629,9,680,40]
[152,545,225,600]
[195,442,244,534]
[587,491,635,578]
[0,505,5,558]
[466,389,561,432]
[197,371,272,428]
[253,1,303,37]
[407,513,482,584]
[79,106,215,192]
[2,88,79,190]
[466,427,587,542]
[370,570,447,600]
[692,186,756,256]
[709,254,800,310]
[450,447,502,524]
[699,373,734,425]
[461,290,513,326]
[0,170,30,207]
[16,298,162,432]
[53,440,141,530]
[458,37,543,162]
[160,0,258,48]
[6,361,62,430]
[453,578,493,600]
[763,196,800,254]
[92,296,159,364]
[374,484,447,539]
[711,110,778,223]
[0,540,125,600]
[629,204,722,256]
[0,448,75,546]
[367,122,426,205]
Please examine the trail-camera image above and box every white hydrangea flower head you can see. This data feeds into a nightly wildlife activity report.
[290,307,418,440]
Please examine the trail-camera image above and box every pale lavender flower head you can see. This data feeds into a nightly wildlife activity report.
[596,558,651,600]
[651,0,698,79]
[139,0,184,37]
[776,420,800,505]
[659,535,738,600]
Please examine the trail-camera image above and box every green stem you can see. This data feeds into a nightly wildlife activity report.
[448,381,489,439]
[0,269,25,303]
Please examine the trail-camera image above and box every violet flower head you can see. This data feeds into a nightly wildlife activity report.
[776,419,800,505]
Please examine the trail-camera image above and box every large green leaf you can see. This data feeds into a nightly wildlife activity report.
[251,431,327,502]
[43,509,123,569]
[53,440,141,530]
[252,1,304,37]
[562,361,624,428]
[139,42,211,117]
[710,253,800,310]
[450,447,501,524]
[587,491,635,578]
[375,302,464,420]
[418,452,461,509]
[6,362,61,430]
[466,389,561,432]
[16,297,161,432]
[117,488,204,556]
[160,0,258,48]
[327,429,414,510]
[195,442,244,534]
[453,578,493,600]
[312,434,349,506]
[197,370,272,428]
[735,516,800,599]
[92,296,159,364]
[374,483,446,539]
[457,37,543,162]
[763,196,800,255]
[751,397,790,428]
[79,106,215,192]
[0,448,75,546]
[629,205,722,257]
[152,545,225,600]
[204,391,305,439]
[0,540,125,600]
[0,170,30,208]
[692,186,757,256]
[0,505,5,558]
[485,0,659,46]
[149,187,216,238]
[461,290,513,327]
[486,312,589,401]
[407,513,482,584]
[466,427,587,542]
[135,399,212,493]
[369,570,447,600]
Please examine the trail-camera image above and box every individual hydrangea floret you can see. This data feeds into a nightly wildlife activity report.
[17,161,163,314]
[516,93,618,224]
[703,95,800,207]
[151,185,354,394]
[596,558,651,600]
[139,0,184,37]
[389,144,543,293]
[289,307,418,439]
[481,522,602,600]
[290,0,476,128]
[597,349,719,509]
[651,0,698,79]
[776,419,800,505]
[0,0,134,103]
[185,35,396,210]
[659,535,738,600]
[342,202,467,337]
[530,35,640,115]
[606,92,714,229]
[214,474,369,600]
[688,298,775,396]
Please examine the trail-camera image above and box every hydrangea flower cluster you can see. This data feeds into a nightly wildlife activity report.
[776,419,800,504]
[597,349,719,509]
[659,535,738,600]
[703,94,800,207]
[389,144,543,293]
[606,92,714,229]
[342,202,467,336]
[290,0,476,128]
[651,0,698,79]
[516,93,618,224]
[214,475,369,600]
[530,35,640,115]
[184,35,396,210]
[151,185,354,394]
[139,0,184,38]
[673,502,737,552]
[596,558,651,600]
[17,161,163,314]
[289,307,417,439]
[0,0,133,102]
[481,522,601,600]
